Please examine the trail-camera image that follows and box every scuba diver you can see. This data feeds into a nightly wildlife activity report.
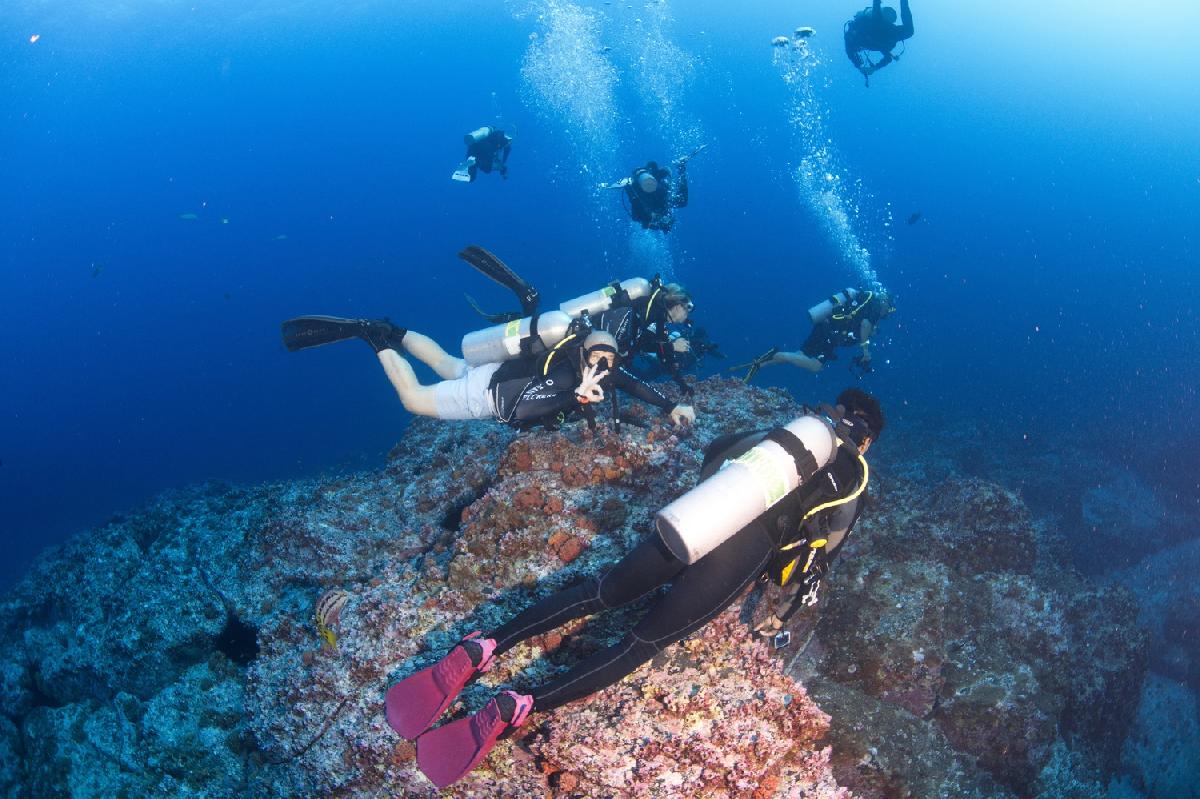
[627,320,722,388]
[600,145,706,232]
[383,389,884,788]
[843,0,914,86]
[459,245,700,395]
[453,126,513,183]
[734,288,895,380]
[279,316,695,431]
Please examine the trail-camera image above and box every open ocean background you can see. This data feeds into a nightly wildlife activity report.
[1,0,1197,589]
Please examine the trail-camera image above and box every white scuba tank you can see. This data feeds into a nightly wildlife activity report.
[558,278,652,318]
[465,126,492,145]
[656,414,840,564]
[461,310,572,367]
[807,288,859,325]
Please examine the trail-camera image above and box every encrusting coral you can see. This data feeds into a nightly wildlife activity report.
[0,377,1175,798]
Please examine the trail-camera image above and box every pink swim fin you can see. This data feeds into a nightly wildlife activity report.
[384,632,497,739]
[416,690,534,788]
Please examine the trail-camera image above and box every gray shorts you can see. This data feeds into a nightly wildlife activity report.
[432,362,502,420]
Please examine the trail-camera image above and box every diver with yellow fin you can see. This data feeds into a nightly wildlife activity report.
[384,389,883,788]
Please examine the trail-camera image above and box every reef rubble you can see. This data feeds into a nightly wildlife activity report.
[0,377,1181,798]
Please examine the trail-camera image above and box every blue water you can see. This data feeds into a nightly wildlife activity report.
[1,0,1198,586]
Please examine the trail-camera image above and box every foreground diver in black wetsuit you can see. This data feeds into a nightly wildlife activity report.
[384,389,884,788]
[280,317,695,430]
[844,0,914,86]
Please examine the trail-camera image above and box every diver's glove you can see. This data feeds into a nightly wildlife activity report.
[575,363,606,405]
[852,353,873,376]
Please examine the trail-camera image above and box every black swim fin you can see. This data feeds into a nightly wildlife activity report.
[457,246,540,316]
[280,316,405,353]
[464,293,523,324]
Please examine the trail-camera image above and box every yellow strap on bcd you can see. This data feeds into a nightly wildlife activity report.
[778,450,870,553]
[831,290,874,321]
[542,333,579,376]
[644,287,662,321]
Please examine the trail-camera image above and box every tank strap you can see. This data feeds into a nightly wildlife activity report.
[764,427,821,483]
[520,312,541,360]
[609,280,634,309]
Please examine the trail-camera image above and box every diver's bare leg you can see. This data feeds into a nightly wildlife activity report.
[377,350,443,416]
[401,332,468,380]
[771,350,824,373]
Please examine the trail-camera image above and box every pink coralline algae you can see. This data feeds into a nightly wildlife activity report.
[523,608,849,799]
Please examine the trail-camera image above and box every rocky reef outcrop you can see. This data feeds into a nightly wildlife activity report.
[0,378,1172,797]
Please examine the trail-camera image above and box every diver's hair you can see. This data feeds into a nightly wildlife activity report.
[837,388,885,440]
[663,282,691,306]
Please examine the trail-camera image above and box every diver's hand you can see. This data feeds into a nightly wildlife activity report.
[672,338,691,353]
[669,404,696,427]
[575,364,606,404]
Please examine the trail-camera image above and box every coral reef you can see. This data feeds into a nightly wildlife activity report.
[0,378,1178,797]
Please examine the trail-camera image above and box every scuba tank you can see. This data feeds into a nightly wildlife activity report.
[558,278,652,318]
[461,310,572,366]
[808,288,859,325]
[656,414,840,564]
[464,126,493,145]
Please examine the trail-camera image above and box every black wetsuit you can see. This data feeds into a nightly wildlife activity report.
[802,291,890,365]
[594,291,690,393]
[488,427,867,711]
[487,350,674,429]
[466,129,512,181]
[844,0,914,75]
[624,163,688,232]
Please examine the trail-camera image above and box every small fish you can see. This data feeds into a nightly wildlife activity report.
[274,234,288,240]
[907,211,922,225]
[220,217,229,225]
[178,213,199,221]
[91,263,104,278]
[29,34,40,44]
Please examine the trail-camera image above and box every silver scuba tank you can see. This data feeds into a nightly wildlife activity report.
[656,414,840,564]
[461,310,572,367]
[807,288,859,325]
[558,278,652,318]
[464,126,492,145]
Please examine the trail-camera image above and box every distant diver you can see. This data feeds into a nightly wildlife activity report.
[600,145,706,232]
[452,126,512,183]
[382,390,884,788]
[459,245,700,394]
[844,0,914,86]
[733,288,895,380]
